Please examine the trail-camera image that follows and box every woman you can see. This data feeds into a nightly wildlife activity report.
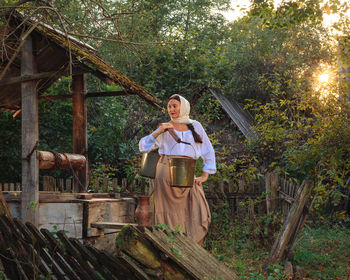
[139,94,216,245]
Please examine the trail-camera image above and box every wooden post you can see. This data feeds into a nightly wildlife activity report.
[264,180,313,267]
[266,172,279,213]
[21,34,39,226]
[72,74,88,192]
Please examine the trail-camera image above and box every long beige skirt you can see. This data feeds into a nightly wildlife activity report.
[151,155,211,243]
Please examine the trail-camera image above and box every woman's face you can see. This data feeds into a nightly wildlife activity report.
[167,99,181,119]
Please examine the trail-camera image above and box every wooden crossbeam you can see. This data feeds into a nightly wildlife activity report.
[39,90,132,101]
[279,190,295,204]
[0,71,59,86]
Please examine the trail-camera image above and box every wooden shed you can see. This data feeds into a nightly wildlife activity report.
[0,10,161,249]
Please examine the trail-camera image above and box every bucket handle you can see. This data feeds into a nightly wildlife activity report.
[169,140,197,159]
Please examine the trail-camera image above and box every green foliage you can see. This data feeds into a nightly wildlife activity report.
[249,0,324,29]
[0,112,21,182]
[292,225,350,279]
[89,164,119,192]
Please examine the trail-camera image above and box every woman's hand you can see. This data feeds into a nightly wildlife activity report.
[194,172,209,187]
[152,122,174,138]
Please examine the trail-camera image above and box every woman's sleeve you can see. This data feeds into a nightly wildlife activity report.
[196,122,216,174]
[139,128,160,152]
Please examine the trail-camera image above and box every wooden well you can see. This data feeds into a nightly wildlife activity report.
[3,191,135,253]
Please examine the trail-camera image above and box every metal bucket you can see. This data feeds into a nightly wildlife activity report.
[139,149,160,179]
[168,157,196,188]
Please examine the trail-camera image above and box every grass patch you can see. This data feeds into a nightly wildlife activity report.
[292,224,350,279]
[205,219,350,279]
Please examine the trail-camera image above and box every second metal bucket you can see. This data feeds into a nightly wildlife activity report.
[168,157,196,188]
[140,149,160,179]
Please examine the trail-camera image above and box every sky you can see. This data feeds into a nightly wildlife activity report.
[222,0,350,30]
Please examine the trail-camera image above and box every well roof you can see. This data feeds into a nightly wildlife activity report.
[0,11,162,111]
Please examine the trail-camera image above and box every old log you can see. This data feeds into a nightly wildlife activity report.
[117,225,237,280]
[38,151,86,170]
[264,179,313,267]
[116,226,190,279]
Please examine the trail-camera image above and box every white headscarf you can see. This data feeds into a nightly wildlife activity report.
[170,94,194,124]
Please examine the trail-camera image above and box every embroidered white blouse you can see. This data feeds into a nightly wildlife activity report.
[139,120,216,174]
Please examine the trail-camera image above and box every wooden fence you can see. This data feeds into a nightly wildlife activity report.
[0,176,148,194]
[0,173,301,219]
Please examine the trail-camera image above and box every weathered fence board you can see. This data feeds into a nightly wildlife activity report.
[265,180,314,267]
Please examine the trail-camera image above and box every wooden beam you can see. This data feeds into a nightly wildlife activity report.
[21,34,39,226]
[85,90,133,98]
[0,71,59,86]
[91,222,137,230]
[38,151,86,170]
[39,90,132,102]
[72,74,88,192]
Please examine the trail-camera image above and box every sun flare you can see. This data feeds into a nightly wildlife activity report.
[318,73,330,83]
[313,66,339,101]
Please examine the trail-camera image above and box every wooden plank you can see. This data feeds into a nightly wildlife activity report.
[39,90,131,102]
[10,218,52,277]
[39,192,79,202]
[121,178,127,192]
[21,34,39,226]
[94,180,100,193]
[0,215,43,278]
[39,202,83,238]
[102,178,108,193]
[208,87,257,140]
[66,178,72,192]
[15,183,21,191]
[0,231,28,280]
[265,180,313,266]
[83,198,136,237]
[0,71,59,86]
[57,178,64,192]
[69,238,114,279]
[56,230,101,280]
[86,244,150,280]
[72,74,88,192]
[40,228,82,280]
[266,172,279,213]
[3,183,8,191]
[279,190,295,204]
[129,179,136,193]
[91,222,137,229]
[43,176,50,191]
[24,222,67,280]
[112,178,118,193]
[218,180,224,193]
